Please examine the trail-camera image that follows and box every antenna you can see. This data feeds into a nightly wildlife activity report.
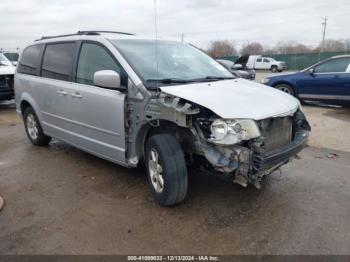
[154,0,159,79]
[321,17,328,52]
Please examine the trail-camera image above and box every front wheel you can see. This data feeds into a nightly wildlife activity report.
[145,134,188,206]
[23,107,51,146]
[271,66,278,72]
[275,84,294,96]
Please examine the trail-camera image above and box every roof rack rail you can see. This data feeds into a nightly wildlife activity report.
[77,30,134,36]
[35,30,134,41]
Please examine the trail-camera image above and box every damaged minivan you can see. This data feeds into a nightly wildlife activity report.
[15,31,310,206]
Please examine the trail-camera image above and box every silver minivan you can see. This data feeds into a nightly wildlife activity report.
[15,31,310,206]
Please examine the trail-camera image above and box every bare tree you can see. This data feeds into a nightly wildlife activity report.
[207,40,237,57]
[344,39,350,52]
[273,41,312,54]
[320,39,347,52]
[240,42,264,55]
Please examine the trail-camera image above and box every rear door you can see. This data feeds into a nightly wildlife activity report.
[262,58,271,69]
[37,42,78,139]
[254,57,264,69]
[297,57,350,105]
[65,41,127,163]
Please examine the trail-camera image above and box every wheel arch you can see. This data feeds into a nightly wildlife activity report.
[134,120,196,164]
[18,93,43,121]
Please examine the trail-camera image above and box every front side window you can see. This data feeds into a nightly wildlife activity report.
[17,44,43,75]
[76,43,124,86]
[41,43,76,81]
[314,58,350,73]
[113,40,232,86]
[263,58,269,63]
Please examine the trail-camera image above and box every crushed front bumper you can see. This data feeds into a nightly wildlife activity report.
[252,130,309,172]
[201,130,309,187]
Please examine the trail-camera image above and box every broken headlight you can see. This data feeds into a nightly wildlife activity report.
[209,119,261,145]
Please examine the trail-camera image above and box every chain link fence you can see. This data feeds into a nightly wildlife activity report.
[217,51,350,70]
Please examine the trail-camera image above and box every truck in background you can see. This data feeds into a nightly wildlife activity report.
[235,55,287,72]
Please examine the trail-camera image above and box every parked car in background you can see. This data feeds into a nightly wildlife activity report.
[3,52,19,66]
[261,55,350,106]
[216,59,255,80]
[235,55,287,72]
[0,53,16,101]
[15,31,310,206]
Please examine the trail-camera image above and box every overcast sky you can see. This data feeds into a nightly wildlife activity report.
[1,0,349,51]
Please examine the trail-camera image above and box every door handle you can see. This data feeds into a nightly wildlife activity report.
[57,89,68,96]
[71,92,82,99]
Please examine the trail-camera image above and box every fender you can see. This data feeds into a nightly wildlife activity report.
[18,92,43,122]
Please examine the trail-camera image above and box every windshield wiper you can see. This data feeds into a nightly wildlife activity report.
[145,76,236,89]
[146,78,193,84]
[188,76,236,82]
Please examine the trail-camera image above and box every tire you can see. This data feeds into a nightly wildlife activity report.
[275,84,294,96]
[23,107,51,146]
[145,134,188,206]
[271,66,278,72]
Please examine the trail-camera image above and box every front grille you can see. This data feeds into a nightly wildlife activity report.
[259,116,293,153]
[0,77,7,88]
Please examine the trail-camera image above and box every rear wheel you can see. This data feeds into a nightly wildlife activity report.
[23,107,51,146]
[145,134,188,206]
[275,84,294,96]
[271,65,278,72]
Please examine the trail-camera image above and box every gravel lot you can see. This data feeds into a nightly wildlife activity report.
[0,77,350,254]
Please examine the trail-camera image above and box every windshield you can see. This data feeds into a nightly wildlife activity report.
[113,40,232,86]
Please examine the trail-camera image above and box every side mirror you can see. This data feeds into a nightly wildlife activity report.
[232,64,243,70]
[309,68,315,75]
[94,70,123,89]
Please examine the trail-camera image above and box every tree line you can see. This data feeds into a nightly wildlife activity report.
[206,39,350,57]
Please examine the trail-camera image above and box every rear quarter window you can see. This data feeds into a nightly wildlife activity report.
[17,44,44,75]
[41,42,76,81]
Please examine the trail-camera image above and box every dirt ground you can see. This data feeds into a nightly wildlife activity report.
[0,97,350,255]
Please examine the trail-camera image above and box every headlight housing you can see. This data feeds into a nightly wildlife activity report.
[209,119,261,145]
[261,78,270,84]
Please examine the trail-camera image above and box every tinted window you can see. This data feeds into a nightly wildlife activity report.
[4,52,19,62]
[17,44,43,75]
[315,58,350,73]
[76,43,124,86]
[256,58,262,62]
[42,43,76,81]
[263,58,269,62]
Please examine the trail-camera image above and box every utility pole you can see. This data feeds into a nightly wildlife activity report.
[321,17,328,52]
[181,33,184,43]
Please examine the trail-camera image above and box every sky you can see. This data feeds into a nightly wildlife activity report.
[0,0,349,51]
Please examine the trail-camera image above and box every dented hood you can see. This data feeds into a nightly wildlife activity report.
[160,78,299,120]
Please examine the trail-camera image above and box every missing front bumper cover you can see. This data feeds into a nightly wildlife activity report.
[202,130,309,188]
